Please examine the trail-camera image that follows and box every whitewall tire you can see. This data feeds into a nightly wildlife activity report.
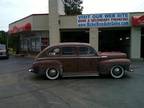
[45,68,59,80]
[110,65,125,79]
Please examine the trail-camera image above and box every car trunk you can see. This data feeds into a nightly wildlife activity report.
[97,52,127,59]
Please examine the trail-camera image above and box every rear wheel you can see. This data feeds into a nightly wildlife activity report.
[45,68,60,80]
[110,65,125,79]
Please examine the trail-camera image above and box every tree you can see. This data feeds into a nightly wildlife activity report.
[0,31,7,44]
[62,0,83,15]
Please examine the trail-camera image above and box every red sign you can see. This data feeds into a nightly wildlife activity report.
[132,15,144,26]
[9,23,31,34]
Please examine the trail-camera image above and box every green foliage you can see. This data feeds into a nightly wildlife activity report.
[0,31,7,44]
[63,0,83,15]
[8,36,19,49]
[0,31,19,53]
[0,31,17,50]
[8,36,20,54]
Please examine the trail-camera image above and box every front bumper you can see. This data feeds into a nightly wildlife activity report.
[129,69,134,72]
[0,55,9,59]
[28,68,34,73]
[28,67,39,74]
[127,65,134,72]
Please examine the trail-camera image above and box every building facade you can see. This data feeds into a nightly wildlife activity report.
[9,0,144,59]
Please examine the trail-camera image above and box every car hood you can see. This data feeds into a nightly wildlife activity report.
[97,52,127,59]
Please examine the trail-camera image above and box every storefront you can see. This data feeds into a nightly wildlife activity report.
[76,13,131,57]
[132,15,144,58]
[8,0,144,59]
[9,14,49,53]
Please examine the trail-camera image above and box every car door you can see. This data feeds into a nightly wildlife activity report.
[60,46,78,75]
[78,46,99,74]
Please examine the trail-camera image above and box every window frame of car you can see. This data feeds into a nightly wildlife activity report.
[37,46,61,58]
[78,46,97,56]
[61,46,77,56]
[45,46,61,57]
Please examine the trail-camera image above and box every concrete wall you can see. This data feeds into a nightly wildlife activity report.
[60,16,80,29]
[33,15,49,31]
[9,12,144,31]
[9,14,49,31]
[130,27,141,59]
[49,0,60,45]
[58,0,65,15]
[89,28,99,51]
[130,12,144,59]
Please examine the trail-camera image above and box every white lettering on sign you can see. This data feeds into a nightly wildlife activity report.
[77,13,129,27]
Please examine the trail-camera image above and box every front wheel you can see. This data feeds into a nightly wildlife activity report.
[45,68,60,80]
[110,65,125,79]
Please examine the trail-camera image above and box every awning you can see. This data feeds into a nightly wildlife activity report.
[132,15,144,26]
[9,23,31,34]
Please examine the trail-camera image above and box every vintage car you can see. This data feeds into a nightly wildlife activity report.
[29,43,133,79]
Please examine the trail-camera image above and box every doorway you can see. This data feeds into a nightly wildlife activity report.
[99,28,131,57]
[60,29,89,43]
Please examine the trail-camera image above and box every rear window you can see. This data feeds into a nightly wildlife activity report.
[79,46,96,55]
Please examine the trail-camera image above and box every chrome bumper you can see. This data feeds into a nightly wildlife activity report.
[129,65,134,72]
[28,68,34,73]
[129,69,134,72]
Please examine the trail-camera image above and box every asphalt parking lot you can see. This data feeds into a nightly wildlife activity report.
[0,56,144,108]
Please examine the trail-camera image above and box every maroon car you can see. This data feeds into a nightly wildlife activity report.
[29,43,133,79]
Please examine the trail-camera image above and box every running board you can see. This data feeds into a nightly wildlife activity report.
[62,73,99,78]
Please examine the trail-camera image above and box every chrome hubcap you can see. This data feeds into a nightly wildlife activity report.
[49,69,57,77]
[113,67,122,76]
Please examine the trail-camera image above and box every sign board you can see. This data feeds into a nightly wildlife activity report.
[9,23,31,34]
[132,15,144,26]
[77,13,129,28]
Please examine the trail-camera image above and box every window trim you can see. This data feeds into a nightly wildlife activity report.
[78,46,97,56]
[61,46,77,56]
[46,47,61,57]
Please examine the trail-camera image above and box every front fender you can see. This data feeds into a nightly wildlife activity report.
[98,59,131,75]
[33,60,63,75]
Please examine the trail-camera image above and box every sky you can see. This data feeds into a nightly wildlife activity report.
[1,0,144,31]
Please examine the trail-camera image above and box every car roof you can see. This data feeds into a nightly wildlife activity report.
[36,42,94,59]
[51,42,91,47]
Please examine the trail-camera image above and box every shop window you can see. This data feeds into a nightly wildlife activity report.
[41,37,48,50]
[31,38,41,52]
[23,39,28,51]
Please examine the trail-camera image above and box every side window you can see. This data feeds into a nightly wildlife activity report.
[47,47,60,56]
[62,47,76,56]
[89,47,97,55]
[79,47,89,55]
[79,47,96,56]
